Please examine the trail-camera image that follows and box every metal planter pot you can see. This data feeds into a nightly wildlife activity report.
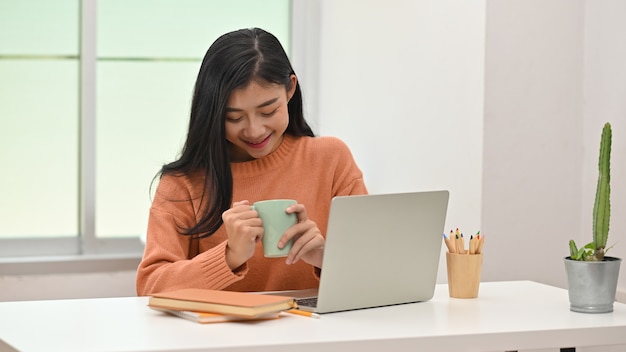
[564,256,621,313]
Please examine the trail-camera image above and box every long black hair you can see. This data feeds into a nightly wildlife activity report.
[159,28,314,238]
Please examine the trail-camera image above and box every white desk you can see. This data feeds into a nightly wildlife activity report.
[1,281,625,352]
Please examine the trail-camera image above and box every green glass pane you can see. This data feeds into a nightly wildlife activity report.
[95,61,198,237]
[0,0,79,56]
[95,1,291,238]
[0,60,79,237]
[97,0,291,58]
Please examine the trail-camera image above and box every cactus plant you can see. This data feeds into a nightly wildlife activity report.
[569,122,612,261]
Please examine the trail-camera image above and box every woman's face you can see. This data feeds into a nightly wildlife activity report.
[225,76,297,162]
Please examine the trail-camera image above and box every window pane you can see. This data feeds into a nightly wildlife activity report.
[0,60,79,238]
[95,0,291,238]
[95,61,196,237]
[98,0,291,58]
[0,0,79,56]
[0,0,79,240]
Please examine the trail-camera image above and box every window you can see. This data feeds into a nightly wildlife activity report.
[0,0,291,258]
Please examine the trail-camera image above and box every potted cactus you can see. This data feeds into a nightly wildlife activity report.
[564,122,621,313]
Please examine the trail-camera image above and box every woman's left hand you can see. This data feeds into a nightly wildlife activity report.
[279,203,325,268]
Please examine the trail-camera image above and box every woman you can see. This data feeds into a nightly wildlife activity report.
[136,28,367,295]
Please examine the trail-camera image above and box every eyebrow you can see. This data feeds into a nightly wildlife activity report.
[225,97,279,112]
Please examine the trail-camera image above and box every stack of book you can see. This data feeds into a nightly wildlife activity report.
[148,288,296,324]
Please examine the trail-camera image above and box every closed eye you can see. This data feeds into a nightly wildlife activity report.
[226,116,244,123]
[261,108,278,117]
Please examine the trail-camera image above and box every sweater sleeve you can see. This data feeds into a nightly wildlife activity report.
[310,137,367,279]
[135,176,247,296]
[327,137,368,197]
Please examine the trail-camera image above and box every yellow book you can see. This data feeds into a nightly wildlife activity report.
[148,288,296,318]
[152,307,281,324]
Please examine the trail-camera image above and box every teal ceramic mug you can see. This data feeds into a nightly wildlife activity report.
[252,199,297,257]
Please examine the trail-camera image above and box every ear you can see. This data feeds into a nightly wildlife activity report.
[287,74,298,101]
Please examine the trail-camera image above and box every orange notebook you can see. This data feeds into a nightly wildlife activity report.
[148,288,296,318]
[151,307,281,324]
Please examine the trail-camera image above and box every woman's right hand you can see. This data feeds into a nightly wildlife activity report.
[222,200,263,270]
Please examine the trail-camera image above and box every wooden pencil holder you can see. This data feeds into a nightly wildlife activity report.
[446,252,483,298]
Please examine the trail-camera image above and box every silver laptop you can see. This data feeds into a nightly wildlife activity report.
[289,190,449,314]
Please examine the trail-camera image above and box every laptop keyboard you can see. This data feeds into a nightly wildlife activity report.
[295,296,318,308]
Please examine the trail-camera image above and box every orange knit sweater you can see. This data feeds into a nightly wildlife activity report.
[136,135,367,296]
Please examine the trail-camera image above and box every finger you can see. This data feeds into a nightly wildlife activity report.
[278,221,309,248]
[235,205,260,220]
[286,203,308,223]
[223,207,258,224]
[233,200,250,207]
[287,232,323,265]
[245,229,263,243]
[284,221,320,260]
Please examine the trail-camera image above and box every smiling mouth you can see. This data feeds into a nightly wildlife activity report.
[245,134,271,149]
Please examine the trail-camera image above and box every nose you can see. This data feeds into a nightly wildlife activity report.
[243,116,265,139]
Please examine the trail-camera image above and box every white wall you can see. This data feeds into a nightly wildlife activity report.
[0,271,137,301]
[482,0,626,301]
[314,0,485,283]
[482,0,584,288]
[583,0,626,297]
[313,0,626,299]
